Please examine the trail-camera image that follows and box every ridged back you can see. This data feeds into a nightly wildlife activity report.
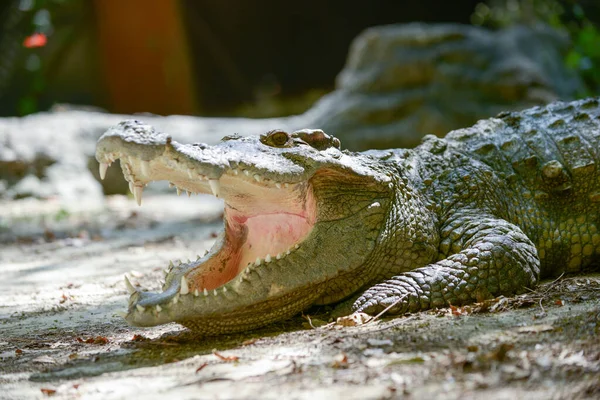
[444,98,600,208]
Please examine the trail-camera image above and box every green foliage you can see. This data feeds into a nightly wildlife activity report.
[565,18,600,96]
[472,0,600,96]
[471,0,565,28]
[54,208,70,222]
[11,0,77,116]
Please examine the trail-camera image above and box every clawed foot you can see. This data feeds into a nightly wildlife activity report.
[353,284,415,315]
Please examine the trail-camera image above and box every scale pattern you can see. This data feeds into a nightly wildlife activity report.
[355,98,600,315]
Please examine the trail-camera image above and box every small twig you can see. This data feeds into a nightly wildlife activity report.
[538,297,545,313]
[302,312,316,329]
[212,350,239,362]
[539,273,566,296]
[368,315,418,332]
[366,293,409,324]
[524,273,566,295]
[195,362,208,373]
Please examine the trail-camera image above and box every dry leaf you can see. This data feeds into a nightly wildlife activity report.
[336,312,371,326]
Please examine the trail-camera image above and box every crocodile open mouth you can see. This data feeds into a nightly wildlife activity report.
[180,174,317,294]
[99,154,317,301]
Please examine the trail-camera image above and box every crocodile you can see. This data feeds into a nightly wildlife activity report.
[95,98,600,335]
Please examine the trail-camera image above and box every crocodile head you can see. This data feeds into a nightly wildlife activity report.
[96,120,393,334]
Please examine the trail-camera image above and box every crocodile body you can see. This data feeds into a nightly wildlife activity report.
[95,98,600,335]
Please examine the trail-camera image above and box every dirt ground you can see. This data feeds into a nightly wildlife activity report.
[1,193,599,400]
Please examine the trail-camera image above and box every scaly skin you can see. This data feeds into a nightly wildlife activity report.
[96,98,600,335]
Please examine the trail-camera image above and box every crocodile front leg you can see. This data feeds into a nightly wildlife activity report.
[353,216,541,315]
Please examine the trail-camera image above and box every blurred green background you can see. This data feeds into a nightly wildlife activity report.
[0,0,598,118]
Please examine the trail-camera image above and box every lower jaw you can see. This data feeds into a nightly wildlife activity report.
[127,226,316,327]
[177,284,323,335]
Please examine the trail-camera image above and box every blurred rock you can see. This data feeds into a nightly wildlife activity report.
[306,23,584,149]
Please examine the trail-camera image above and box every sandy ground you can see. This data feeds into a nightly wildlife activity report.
[1,193,599,400]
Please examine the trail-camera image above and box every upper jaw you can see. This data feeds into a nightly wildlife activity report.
[96,120,392,199]
[96,120,315,195]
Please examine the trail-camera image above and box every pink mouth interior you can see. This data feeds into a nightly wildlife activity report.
[184,183,316,291]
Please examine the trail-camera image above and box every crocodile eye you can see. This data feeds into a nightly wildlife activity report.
[261,130,291,147]
[270,131,289,146]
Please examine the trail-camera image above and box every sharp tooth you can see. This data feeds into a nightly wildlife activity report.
[133,186,143,206]
[204,250,208,256]
[169,182,175,188]
[232,169,239,175]
[244,170,250,176]
[116,311,127,318]
[180,276,189,295]
[294,244,299,249]
[213,289,217,296]
[176,187,182,196]
[223,286,227,293]
[187,190,191,197]
[284,183,290,188]
[276,253,282,260]
[255,258,261,266]
[129,181,134,194]
[172,294,179,304]
[203,288,208,296]
[136,304,145,313]
[156,305,162,312]
[209,179,221,197]
[124,276,136,294]
[99,163,109,180]
[286,250,290,255]
[265,254,271,263]
[141,161,150,176]
[275,182,282,189]
[254,174,261,182]
[163,269,169,276]
[194,289,199,297]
